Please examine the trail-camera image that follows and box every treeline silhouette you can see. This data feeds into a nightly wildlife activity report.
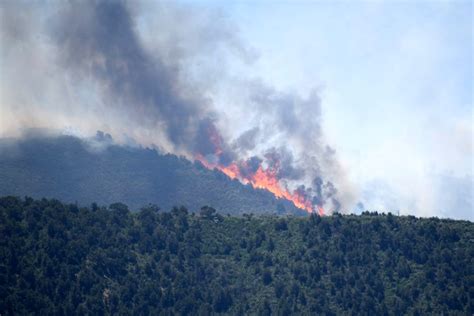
[1,196,472,315]
[0,134,305,216]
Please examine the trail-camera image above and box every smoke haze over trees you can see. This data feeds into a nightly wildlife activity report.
[0,0,353,214]
[0,132,307,216]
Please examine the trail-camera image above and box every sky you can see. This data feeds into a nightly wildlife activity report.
[208,0,472,220]
[0,0,472,220]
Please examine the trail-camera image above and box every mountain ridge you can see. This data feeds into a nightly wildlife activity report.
[0,133,306,216]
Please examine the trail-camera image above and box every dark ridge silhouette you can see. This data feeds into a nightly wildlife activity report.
[0,134,306,216]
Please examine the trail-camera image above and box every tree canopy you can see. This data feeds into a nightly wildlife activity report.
[1,196,473,315]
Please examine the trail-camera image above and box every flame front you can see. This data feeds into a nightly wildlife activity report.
[250,166,313,212]
[195,155,324,214]
[194,123,325,215]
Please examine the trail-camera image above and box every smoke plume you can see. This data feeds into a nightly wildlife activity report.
[0,0,355,213]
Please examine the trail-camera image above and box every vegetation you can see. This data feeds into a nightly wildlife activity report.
[0,134,305,216]
[1,196,473,315]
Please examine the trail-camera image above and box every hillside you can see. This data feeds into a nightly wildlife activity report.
[0,134,305,216]
[1,196,473,315]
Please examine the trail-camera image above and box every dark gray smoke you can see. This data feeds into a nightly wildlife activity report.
[238,156,262,178]
[226,82,351,211]
[53,1,219,156]
[0,0,354,213]
[312,177,324,206]
[264,148,304,181]
[232,127,260,153]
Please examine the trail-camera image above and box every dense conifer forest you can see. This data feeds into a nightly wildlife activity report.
[1,196,473,315]
[0,135,304,216]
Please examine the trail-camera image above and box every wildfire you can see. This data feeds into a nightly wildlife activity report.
[195,122,325,215]
[195,154,324,215]
[250,166,312,212]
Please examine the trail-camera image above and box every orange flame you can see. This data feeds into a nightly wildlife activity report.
[317,205,325,216]
[195,154,324,214]
[194,124,325,214]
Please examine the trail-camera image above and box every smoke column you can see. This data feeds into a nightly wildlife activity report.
[0,0,355,213]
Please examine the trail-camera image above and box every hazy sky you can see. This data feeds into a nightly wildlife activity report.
[214,0,473,219]
[1,0,472,220]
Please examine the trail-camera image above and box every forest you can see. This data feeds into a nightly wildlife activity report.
[0,134,304,216]
[1,196,473,315]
